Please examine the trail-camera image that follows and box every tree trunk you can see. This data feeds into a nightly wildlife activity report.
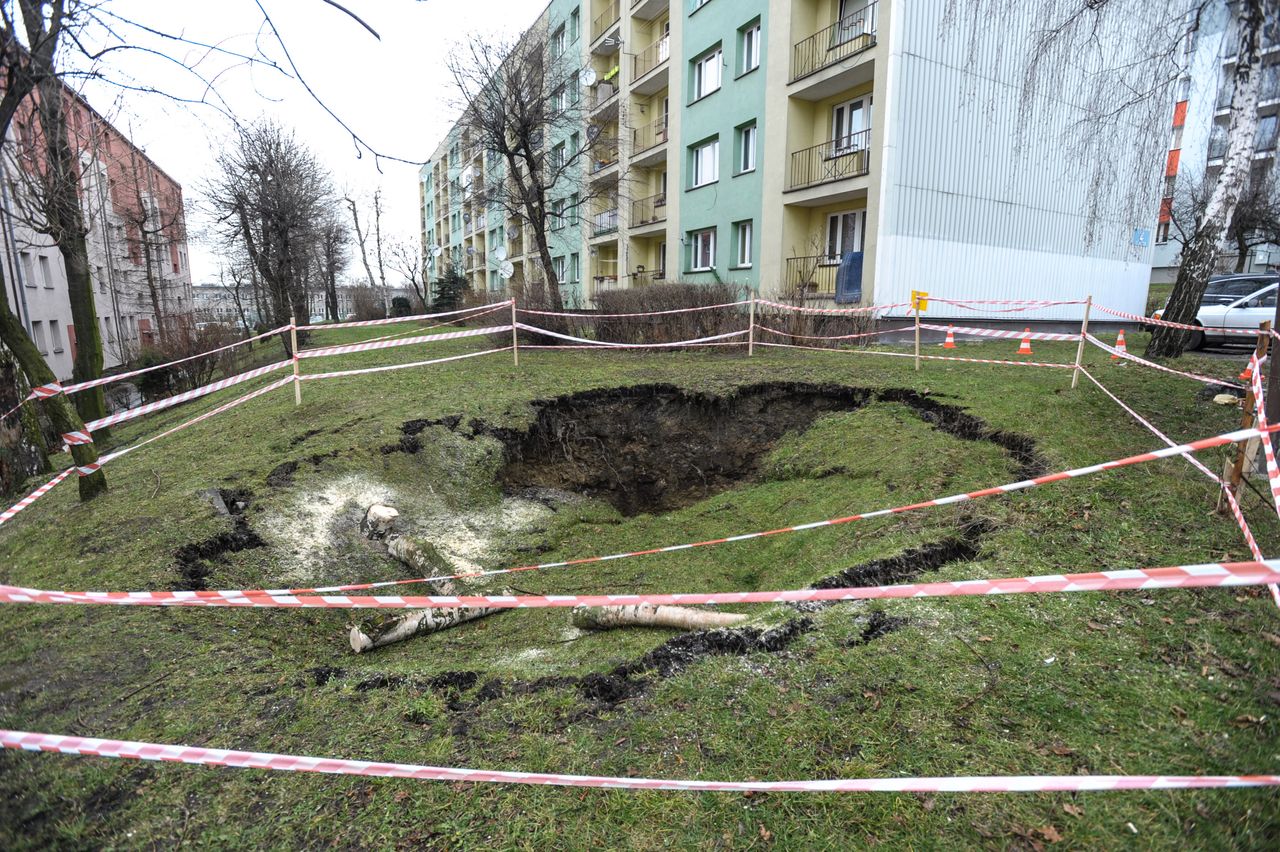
[349,605,503,653]
[0,271,106,500]
[571,605,750,632]
[1234,232,1249,272]
[1146,0,1265,358]
[0,340,50,495]
[35,76,109,426]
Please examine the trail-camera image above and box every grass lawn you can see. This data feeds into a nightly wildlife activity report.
[1,323,1277,848]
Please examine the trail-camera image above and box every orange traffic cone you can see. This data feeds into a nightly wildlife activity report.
[943,326,956,349]
[1017,328,1033,356]
[1111,329,1127,360]
[1240,362,1253,381]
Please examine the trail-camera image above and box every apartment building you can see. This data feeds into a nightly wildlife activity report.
[1150,6,1280,284]
[421,0,1160,319]
[1,84,194,381]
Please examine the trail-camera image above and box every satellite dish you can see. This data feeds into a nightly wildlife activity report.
[461,166,474,187]
[586,123,602,141]
[431,246,443,258]
[463,212,472,223]
[466,246,476,256]
[582,67,597,87]
[494,246,508,261]
[498,260,515,279]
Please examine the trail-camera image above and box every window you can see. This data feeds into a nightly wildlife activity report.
[553,255,566,282]
[19,251,34,287]
[569,72,581,104]
[1170,124,1184,149]
[1155,222,1171,244]
[832,97,870,150]
[690,228,716,271]
[737,123,757,173]
[1257,114,1278,151]
[31,320,46,355]
[553,85,566,111]
[569,192,581,225]
[102,316,114,343]
[570,9,580,41]
[569,253,580,283]
[551,141,566,170]
[691,138,719,187]
[49,319,63,353]
[734,221,753,268]
[825,210,865,261]
[570,132,581,155]
[552,24,566,58]
[552,197,566,228]
[693,48,722,100]
[657,242,667,278]
[834,0,873,47]
[693,0,711,10]
[38,255,52,288]
[740,22,761,74]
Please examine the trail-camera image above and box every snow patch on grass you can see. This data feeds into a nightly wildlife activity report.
[260,473,395,582]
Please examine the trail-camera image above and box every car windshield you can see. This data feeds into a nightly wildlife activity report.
[1201,279,1269,305]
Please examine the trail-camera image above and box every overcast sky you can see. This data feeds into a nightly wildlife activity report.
[74,0,545,285]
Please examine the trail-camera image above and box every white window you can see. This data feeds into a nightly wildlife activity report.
[657,241,667,277]
[552,24,566,58]
[734,221,753,267]
[19,251,34,287]
[692,138,719,187]
[825,210,865,261]
[738,123,756,173]
[553,255,566,282]
[49,319,63,353]
[570,253,580,283]
[102,316,114,343]
[834,0,873,46]
[741,23,761,73]
[551,142,566,170]
[693,48,722,99]
[553,85,566,111]
[832,97,870,150]
[31,320,46,354]
[690,228,716,271]
[570,9,580,41]
[38,255,52,288]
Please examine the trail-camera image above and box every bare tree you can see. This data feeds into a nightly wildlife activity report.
[387,236,427,310]
[1226,163,1280,270]
[316,212,349,322]
[446,25,615,311]
[207,121,333,349]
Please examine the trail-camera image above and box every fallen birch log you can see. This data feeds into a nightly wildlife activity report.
[572,604,749,632]
[350,605,503,653]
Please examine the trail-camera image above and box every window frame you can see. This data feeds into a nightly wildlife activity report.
[824,210,865,262]
[740,21,761,75]
[692,47,723,101]
[736,123,757,174]
[691,137,720,188]
[733,220,753,268]
[689,227,716,271]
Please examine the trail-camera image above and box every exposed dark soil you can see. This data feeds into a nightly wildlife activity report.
[421,383,1049,517]
[172,488,264,590]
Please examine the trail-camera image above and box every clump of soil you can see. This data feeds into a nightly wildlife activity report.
[489,383,873,516]
[172,488,264,591]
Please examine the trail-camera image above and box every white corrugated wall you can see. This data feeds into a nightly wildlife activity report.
[875,0,1160,320]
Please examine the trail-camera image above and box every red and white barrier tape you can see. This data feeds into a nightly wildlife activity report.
[755,325,900,342]
[755,299,909,315]
[4,560,1280,610]
[299,347,513,381]
[928,298,1088,314]
[62,326,291,396]
[1247,354,1280,523]
[756,341,1075,369]
[298,301,511,331]
[3,730,1274,792]
[514,322,749,349]
[3,383,65,421]
[518,300,748,318]
[298,325,511,359]
[919,323,1080,342]
[0,468,75,526]
[1085,335,1243,388]
[61,430,92,446]
[1092,305,1262,336]
[80,360,293,434]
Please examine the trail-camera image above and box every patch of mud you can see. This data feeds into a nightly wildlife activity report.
[172,489,264,590]
[455,383,1045,516]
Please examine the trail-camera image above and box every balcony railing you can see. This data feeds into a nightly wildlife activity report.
[632,270,666,287]
[591,1,620,43]
[785,255,839,296]
[630,192,667,227]
[791,1,879,82]
[633,34,670,79]
[786,130,872,191]
[591,208,619,237]
[588,81,619,111]
[591,148,620,172]
[631,117,669,155]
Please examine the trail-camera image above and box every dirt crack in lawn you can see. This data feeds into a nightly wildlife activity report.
[171,489,264,591]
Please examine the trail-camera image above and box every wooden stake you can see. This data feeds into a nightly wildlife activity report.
[913,305,921,372]
[747,294,756,357]
[510,298,519,366]
[290,315,301,407]
[1220,320,1270,512]
[1071,295,1092,389]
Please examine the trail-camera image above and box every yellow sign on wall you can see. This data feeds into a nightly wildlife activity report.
[911,290,929,312]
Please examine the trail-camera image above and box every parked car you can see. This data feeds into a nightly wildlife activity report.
[1151,272,1278,349]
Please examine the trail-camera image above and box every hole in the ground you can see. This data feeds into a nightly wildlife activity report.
[487,383,874,516]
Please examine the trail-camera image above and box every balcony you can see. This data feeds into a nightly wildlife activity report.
[630,0,668,19]
[785,255,839,296]
[631,117,669,165]
[588,81,619,116]
[786,131,871,192]
[630,192,667,231]
[632,35,670,94]
[791,1,879,83]
[631,269,666,287]
[591,1,621,52]
[590,146,620,178]
[591,208,619,237]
